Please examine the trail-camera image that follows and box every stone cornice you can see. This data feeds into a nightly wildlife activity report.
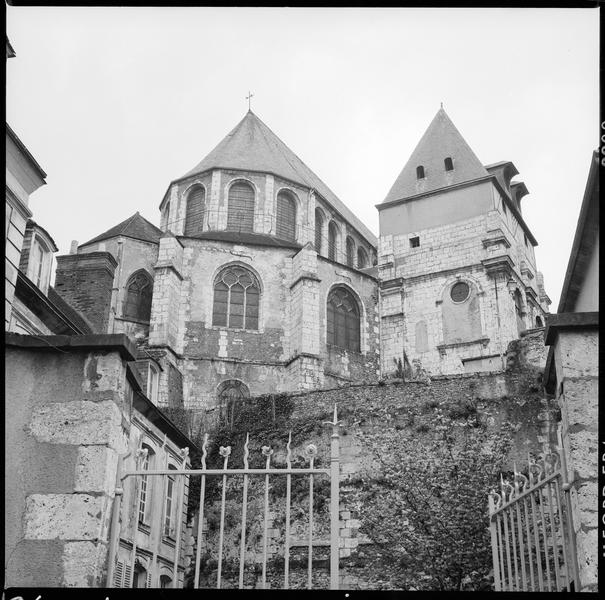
[544,311,599,346]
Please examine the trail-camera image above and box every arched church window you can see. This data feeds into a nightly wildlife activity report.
[346,236,355,267]
[416,165,425,179]
[444,157,454,172]
[184,185,205,236]
[514,289,523,316]
[227,181,255,232]
[161,201,170,231]
[357,247,368,269]
[276,191,297,241]
[327,287,360,352]
[536,315,543,327]
[315,208,324,253]
[328,221,338,261]
[218,379,250,428]
[123,270,153,322]
[212,265,260,330]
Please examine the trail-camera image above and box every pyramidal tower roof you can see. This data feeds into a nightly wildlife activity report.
[81,212,162,247]
[179,110,376,244]
[382,108,489,204]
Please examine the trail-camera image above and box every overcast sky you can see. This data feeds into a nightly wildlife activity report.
[7,7,599,309]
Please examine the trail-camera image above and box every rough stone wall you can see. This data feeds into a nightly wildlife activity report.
[191,355,558,590]
[551,328,598,591]
[4,344,130,587]
[54,252,118,333]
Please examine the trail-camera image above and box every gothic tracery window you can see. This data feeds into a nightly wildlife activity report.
[327,287,361,352]
[212,265,260,330]
[218,379,250,428]
[123,270,153,322]
[276,190,296,241]
[184,185,205,236]
[227,181,255,232]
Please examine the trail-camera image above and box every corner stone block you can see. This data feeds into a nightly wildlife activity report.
[62,540,108,587]
[24,494,107,540]
[29,401,127,452]
[74,446,119,495]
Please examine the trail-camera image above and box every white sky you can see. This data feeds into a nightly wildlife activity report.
[7,7,599,309]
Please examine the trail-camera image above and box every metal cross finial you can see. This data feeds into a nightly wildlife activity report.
[246,91,254,111]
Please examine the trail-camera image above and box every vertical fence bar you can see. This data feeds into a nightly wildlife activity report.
[522,495,535,591]
[106,455,126,587]
[306,447,316,590]
[545,479,561,591]
[553,476,571,591]
[558,426,580,590]
[488,496,502,591]
[239,434,250,590]
[193,435,208,589]
[537,482,553,591]
[261,446,273,590]
[496,514,508,590]
[529,486,545,591]
[172,447,189,589]
[501,505,514,590]
[328,407,341,591]
[284,433,292,590]
[508,505,520,590]
[216,446,231,589]
[513,468,528,591]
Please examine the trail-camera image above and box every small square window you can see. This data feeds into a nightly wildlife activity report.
[410,237,420,248]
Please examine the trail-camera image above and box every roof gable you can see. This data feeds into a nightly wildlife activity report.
[382,108,489,204]
[81,212,162,248]
[179,111,377,245]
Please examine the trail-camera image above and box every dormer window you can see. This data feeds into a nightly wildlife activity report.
[444,157,454,172]
[20,223,57,295]
[416,166,425,180]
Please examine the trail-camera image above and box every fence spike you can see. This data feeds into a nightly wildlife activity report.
[243,433,250,469]
[201,433,209,469]
[286,431,292,469]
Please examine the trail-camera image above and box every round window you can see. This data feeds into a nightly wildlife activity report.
[450,281,470,303]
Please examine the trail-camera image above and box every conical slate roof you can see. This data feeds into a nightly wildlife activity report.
[382,108,489,204]
[180,111,376,245]
[81,212,162,247]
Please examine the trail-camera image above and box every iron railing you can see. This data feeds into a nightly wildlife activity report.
[488,427,579,592]
[107,406,341,589]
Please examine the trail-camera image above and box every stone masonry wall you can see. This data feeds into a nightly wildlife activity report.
[5,338,133,587]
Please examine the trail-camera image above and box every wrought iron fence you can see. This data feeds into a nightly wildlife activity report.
[488,427,579,592]
[107,406,342,589]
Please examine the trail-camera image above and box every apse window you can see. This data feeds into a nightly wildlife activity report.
[416,166,425,179]
[450,281,470,303]
[444,157,454,171]
[409,236,420,248]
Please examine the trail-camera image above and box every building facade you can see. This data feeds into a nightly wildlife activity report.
[55,111,381,413]
[377,108,550,376]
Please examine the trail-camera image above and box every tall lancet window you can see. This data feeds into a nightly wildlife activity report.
[328,221,338,261]
[227,181,255,232]
[357,247,368,269]
[123,270,153,322]
[314,208,324,253]
[346,236,355,267]
[184,185,205,236]
[276,191,296,241]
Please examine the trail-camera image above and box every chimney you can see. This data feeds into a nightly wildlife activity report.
[70,240,79,255]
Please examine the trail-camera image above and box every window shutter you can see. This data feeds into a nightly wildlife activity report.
[227,182,254,232]
[113,560,124,587]
[184,186,205,236]
[124,563,133,588]
[276,192,296,240]
[146,570,153,588]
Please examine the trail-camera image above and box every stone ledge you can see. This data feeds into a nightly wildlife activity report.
[544,311,599,346]
[5,332,137,361]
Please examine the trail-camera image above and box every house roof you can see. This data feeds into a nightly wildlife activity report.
[176,110,377,246]
[382,108,489,204]
[80,212,162,248]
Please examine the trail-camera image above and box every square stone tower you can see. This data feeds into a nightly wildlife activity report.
[377,108,550,376]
